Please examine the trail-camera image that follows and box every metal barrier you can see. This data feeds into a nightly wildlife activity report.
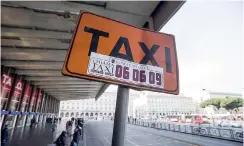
[130,120,243,142]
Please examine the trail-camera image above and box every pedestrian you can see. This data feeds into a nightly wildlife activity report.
[78,119,83,129]
[70,140,78,146]
[66,120,70,130]
[67,121,72,137]
[54,131,66,146]
[72,129,80,145]
[30,117,36,128]
[52,121,57,143]
[1,124,9,146]
[75,125,82,136]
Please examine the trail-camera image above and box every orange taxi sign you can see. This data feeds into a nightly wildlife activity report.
[62,11,179,95]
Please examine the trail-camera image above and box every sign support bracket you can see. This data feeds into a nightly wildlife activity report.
[111,85,129,146]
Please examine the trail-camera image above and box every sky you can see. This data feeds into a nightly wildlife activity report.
[106,1,243,100]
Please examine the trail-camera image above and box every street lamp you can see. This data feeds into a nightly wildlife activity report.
[202,89,215,126]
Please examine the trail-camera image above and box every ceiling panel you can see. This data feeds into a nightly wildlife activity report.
[106,1,159,16]
[2,6,76,32]
[43,88,100,91]
[32,81,98,85]
[1,60,63,70]
[16,70,63,76]
[25,76,84,81]
[2,1,148,27]
[2,39,69,50]
[39,85,102,88]
[2,27,72,40]
[1,48,66,61]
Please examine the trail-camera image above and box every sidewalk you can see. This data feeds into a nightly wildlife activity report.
[6,119,85,146]
[128,123,243,146]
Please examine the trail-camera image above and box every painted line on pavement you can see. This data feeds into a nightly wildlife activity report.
[126,139,140,146]
[98,131,111,145]
[129,126,200,146]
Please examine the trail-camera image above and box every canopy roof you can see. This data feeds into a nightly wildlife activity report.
[1,1,184,100]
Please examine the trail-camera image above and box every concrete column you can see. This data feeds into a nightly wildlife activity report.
[1,66,16,111]
[53,98,56,114]
[111,85,130,146]
[50,97,53,114]
[54,99,57,114]
[7,75,25,112]
[18,81,31,112]
[35,90,43,113]
[40,93,46,114]
[44,94,49,114]
[6,74,25,128]
[46,95,51,114]
[16,80,30,127]
[1,66,16,128]
[45,94,49,113]
[28,86,38,112]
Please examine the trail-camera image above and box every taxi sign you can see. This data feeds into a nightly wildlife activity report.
[62,11,179,94]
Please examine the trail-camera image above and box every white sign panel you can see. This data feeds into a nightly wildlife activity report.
[87,52,164,89]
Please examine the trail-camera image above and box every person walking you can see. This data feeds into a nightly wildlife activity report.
[66,121,69,130]
[54,131,66,146]
[72,128,81,146]
[1,124,9,146]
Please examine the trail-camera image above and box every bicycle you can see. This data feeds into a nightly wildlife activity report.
[193,126,207,135]
[235,131,243,139]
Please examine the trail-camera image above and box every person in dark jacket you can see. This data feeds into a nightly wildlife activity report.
[72,130,80,144]
[1,124,9,146]
[55,131,66,146]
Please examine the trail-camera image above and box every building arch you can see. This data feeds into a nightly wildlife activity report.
[65,112,69,117]
[71,112,74,117]
[60,112,64,117]
[75,112,79,117]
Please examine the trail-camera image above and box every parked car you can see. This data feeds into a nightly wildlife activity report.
[185,114,210,124]
[217,120,242,128]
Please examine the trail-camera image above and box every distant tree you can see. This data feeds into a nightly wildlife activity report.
[220,98,243,113]
[200,98,223,110]
[210,98,222,110]
[200,99,210,108]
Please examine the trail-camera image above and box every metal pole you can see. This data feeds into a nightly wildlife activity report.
[111,85,129,146]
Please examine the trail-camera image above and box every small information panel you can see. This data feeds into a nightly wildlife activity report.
[87,52,164,89]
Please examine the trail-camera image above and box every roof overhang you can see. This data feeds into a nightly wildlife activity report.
[1,1,185,100]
